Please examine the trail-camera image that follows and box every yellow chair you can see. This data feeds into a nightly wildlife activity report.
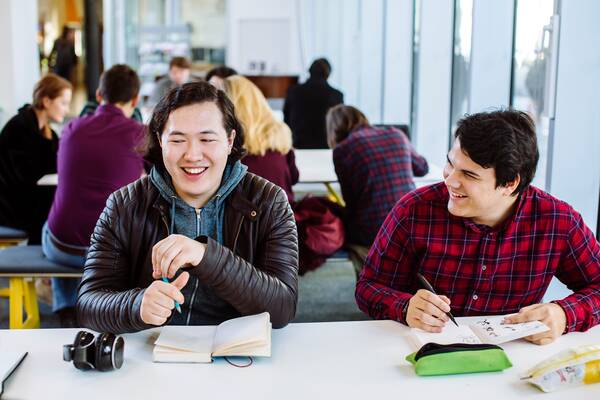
[0,245,82,329]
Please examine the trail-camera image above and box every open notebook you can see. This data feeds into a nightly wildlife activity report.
[408,315,550,350]
[153,312,271,363]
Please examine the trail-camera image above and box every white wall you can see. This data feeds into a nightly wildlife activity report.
[548,0,600,233]
[0,0,40,126]
[227,0,413,124]
[468,0,514,112]
[226,0,302,75]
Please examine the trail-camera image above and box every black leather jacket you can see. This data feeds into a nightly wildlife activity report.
[76,173,299,333]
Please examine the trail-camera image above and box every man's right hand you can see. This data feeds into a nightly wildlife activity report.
[140,272,189,325]
[405,289,451,332]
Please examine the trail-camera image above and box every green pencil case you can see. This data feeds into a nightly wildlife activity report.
[406,342,513,376]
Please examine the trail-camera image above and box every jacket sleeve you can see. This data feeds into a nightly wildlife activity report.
[190,186,299,328]
[76,192,154,333]
[553,210,600,332]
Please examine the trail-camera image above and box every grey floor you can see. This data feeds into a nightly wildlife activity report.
[0,258,368,329]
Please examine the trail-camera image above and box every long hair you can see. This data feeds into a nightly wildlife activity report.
[32,73,73,110]
[223,75,292,156]
[145,81,246,170]
[326,105,370,148]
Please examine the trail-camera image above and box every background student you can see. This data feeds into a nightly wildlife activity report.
[0,73,72,244]
[284,58,343,149]
[148,56,192,107]
[326,105,428,273]
[224,75,299,202]
[43,64,145,327]
[77,81,299,333]
[205,65,237,90]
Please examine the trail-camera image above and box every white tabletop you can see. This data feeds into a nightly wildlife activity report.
[37,150,442,188]
[1,318,599,399]
[37,173,58,186]
[295,149,443,186]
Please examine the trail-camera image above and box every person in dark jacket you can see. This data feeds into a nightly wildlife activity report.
[326,105,429,274]
[49,26,78,82]
[76,81,299,333]
[0,73,72,244]
[284,58,343,149]
[224,75,299,202]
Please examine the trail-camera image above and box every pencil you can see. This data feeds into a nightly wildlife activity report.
[161,277,182,313]
[416,273,458,327]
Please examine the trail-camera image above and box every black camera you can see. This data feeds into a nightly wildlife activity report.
[63,331,124,371]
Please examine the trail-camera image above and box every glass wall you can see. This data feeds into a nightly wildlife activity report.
[449,0,473,137]
[511,0,556,190]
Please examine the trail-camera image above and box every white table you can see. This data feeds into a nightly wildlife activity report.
[37,173,58,186]
[294,149,443,204]
[37,151,442,189]
[1,318,599,399]
[295,149,443,186]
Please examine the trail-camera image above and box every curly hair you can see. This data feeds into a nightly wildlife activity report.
[144,81,246,170]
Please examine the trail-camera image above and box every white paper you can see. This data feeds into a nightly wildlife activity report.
[469,316,550,344]
[154,326,217,354]
[410,324,483,349]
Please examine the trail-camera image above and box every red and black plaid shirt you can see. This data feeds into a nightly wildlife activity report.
[356,183,600,332]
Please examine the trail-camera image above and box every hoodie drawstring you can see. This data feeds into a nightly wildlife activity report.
[170,196,176,234]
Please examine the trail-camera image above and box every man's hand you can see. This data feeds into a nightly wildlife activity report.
[140,272,189,325]
[151,234,206,279]
[405,289,451,332]
[503,303,567,345]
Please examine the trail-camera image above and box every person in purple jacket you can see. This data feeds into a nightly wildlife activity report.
[43,64,145,327]
[326,105,429,274]
[224,75,299,202]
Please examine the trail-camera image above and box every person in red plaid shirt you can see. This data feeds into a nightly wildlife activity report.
[356,110,600,345]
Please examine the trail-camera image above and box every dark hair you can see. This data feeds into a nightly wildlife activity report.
[61,26,74,40]
[205,66,237,82]
[309,58,332,79]
[455,109,539,195]
[98,64,140,104]
[169,57,191,70]
[326,105,370,148]
[32,73,73,110]
[145,81,246,170]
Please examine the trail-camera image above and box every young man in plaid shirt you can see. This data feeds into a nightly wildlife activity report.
[356,110,600,345]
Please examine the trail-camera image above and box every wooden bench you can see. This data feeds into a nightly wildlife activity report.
[0,245,82,329]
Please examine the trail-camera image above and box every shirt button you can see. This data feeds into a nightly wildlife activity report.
[481,265,487,271]
[472,294,478,300]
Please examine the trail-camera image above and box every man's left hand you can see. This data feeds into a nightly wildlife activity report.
[503,303,567,345]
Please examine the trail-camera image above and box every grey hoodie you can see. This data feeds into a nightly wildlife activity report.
[149,161,247,243]
[149,161,248,325]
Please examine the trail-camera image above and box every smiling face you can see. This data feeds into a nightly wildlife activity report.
[43,88,72,123]
[160,102,235,208]
[444,139,520,227]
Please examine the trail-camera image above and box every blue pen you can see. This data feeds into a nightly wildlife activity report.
[161,277,182,313]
